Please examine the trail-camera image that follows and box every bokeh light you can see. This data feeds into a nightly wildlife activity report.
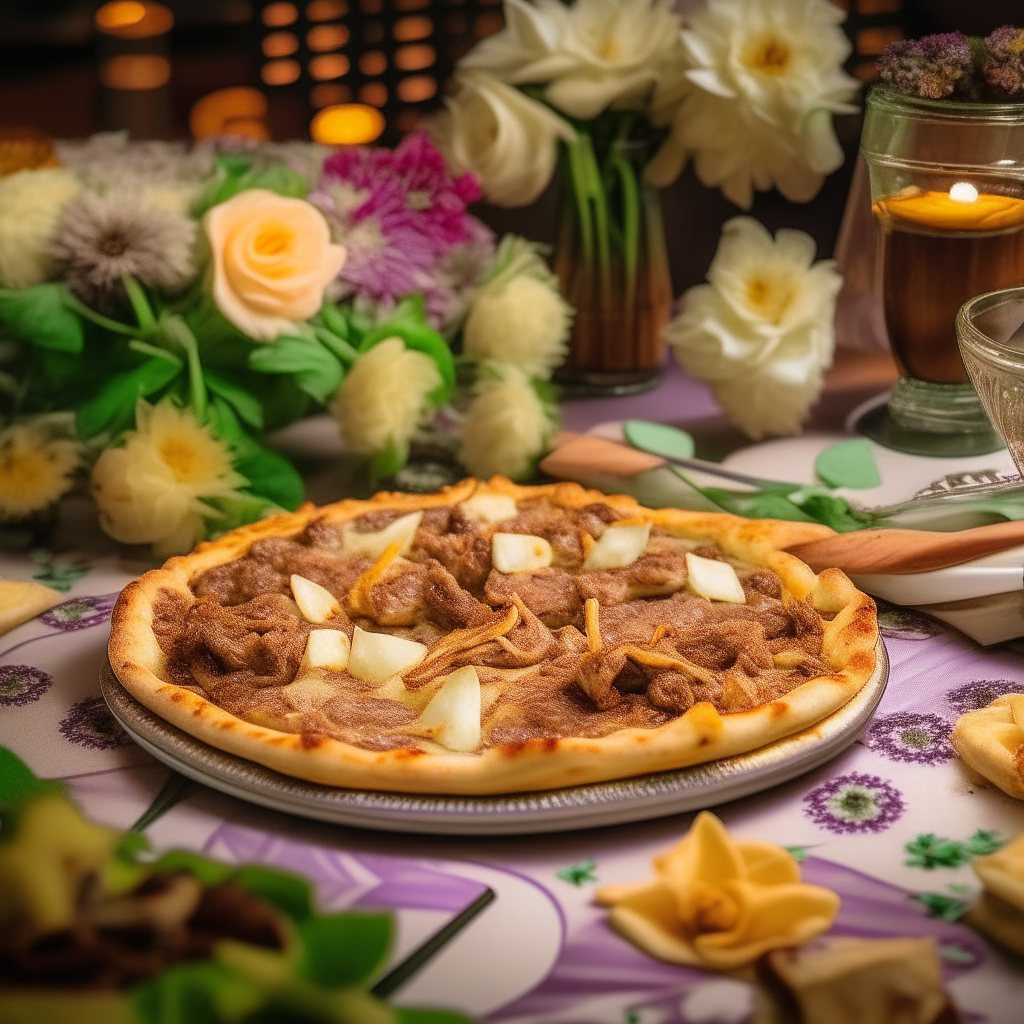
[310,103,385,145]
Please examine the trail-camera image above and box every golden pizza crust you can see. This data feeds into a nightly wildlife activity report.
[108,477,877,795]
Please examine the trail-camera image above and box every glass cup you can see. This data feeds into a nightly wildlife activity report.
[859,86,1024,455]
[957,286,1024,473]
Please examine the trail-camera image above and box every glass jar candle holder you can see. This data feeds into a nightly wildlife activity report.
[957,286,1024,473]
[858,86,1024,456]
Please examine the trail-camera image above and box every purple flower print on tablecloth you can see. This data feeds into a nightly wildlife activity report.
[946,678,1024,716]
[0,665,52,707]
[59,696,129,750]
[803,772,905,834]
[861,711,954,765]
[40,593,118,632]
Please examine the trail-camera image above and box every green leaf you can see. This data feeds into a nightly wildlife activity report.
[77,358,181,438]
[700,487,818,523]
[298,912,393,987]
[904,833,969,870]
[234,865,313,922]
[913,890,971,921]
[555,859,598,886]
[320,302,350,341]
[204,369,264,430]
[815,439,882,490]
[395,1011,477,1024]
[132,961,254,1024]
[235,446,305,511]
[0,283,84,353]
[196,156,308,215]
[152,849,234,887]
[964,829,1005,856]
[370,436,407,480]
[207,397,253,451]
[794,492,871,533]
[623,419,695,461]
[0,747,60,812]
[248,337,343,403]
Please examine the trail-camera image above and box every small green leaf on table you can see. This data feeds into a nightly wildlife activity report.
[814,438,881,489]
[623,419,695,461]
[556,859,598,886]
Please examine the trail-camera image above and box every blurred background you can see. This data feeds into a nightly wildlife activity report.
[1,0,1021,293]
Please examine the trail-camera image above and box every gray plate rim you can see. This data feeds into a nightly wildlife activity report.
[101,640,888,836]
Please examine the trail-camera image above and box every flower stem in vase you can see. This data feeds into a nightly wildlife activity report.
[553,124,671,395]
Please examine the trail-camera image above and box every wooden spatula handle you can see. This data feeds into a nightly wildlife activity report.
[786,521,1024,575]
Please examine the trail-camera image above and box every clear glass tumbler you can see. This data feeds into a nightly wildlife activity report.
[957,286,1024,472]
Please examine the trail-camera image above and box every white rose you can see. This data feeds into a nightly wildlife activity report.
[427,71,576,208]
[666,217,842,440]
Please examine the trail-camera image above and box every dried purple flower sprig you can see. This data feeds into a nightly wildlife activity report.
[878,26,1024,102]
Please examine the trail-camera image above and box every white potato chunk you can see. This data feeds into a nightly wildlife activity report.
[492,533,552,573]
[417,666,481,753]
[459,493,517,526]
[583,523,651,571]
[301,629,350,671]
[348,626,427,683]
[685,552,746,604]
[343,511,423,560]
[290,575,341,624]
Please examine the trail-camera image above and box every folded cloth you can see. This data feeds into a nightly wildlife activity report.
[951,694,1024,800]
[755,936,954,1024]
[0,579,61,636]
[594,811,839,971]
[965,833,1024,958]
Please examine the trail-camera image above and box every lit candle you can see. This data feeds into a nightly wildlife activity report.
[874,187,1024,232]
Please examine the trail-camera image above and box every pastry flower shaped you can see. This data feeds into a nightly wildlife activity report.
[665,216,842,440]
[647,0,859,209]
[595,811,840,970]
[952,693,1024,800]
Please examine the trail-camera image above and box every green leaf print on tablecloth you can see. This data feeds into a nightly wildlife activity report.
[29,549,91,592]
[905,830,1005,870]
[556,860,598,887]
[913,885,973,922]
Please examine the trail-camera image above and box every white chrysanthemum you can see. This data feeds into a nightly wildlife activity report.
[463,237,572,379]
[0,423,81,520]
[460,363,553,480]
[665,217,842,439]
[0,168,79,288]
[91,400,246,557]
[333,337,442,461]
[462,0,683,119]
[647,0,859,207]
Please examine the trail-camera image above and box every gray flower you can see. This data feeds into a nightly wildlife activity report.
[51,190,196,310]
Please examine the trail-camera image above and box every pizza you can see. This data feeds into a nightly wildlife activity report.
[108,477,879,795]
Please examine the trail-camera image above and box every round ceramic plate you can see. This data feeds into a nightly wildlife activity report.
[101,641,888,836]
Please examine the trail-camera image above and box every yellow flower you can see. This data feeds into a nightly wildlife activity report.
[0,423,80,520]
[332,337,442,463]
[459,363,553,480]
[0,167,79,288]
[595,811,840,970]
[90,400,246,557]
[204,188,346,342]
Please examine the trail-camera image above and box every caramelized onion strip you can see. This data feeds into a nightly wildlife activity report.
[403,604,519,686]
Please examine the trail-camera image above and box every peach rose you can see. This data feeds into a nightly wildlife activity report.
[204,188,346,342]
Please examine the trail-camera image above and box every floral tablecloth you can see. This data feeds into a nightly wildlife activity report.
[4,371,1024,1022]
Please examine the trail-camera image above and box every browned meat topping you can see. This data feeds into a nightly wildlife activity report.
[154,496,832,752]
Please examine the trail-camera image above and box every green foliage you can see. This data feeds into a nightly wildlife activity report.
[0,283,84,353]
[234,446,305,511]
[912,885,973,921]
[77,358,182,438]
[298,913,392,987]
[248,336,345,404]
[30,549,92,592]
[196,155,308,216]
[0,747,62,815]
[814,438,882,489]
[235,865,313,922]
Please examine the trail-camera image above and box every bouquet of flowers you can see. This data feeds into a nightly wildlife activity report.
[0,131,571,557]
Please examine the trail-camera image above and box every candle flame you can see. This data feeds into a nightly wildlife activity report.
[949,182,979,204]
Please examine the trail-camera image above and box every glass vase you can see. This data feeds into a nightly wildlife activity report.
[858,86,1024,456]
[552,133,673,396]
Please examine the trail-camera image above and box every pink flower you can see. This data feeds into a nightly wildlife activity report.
[311,132,488,318]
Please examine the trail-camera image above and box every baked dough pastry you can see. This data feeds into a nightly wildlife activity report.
[108,478,878,795]
[951,695,1024,799]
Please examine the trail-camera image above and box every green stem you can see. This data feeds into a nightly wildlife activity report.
[62,292,141,337]
[613,155,640,318]
[566,136,595,271]
[122,274,156,333]
[581,133,612,303]
[128,340,183,366]
[314,326,359,365]
[177,321,207,422]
